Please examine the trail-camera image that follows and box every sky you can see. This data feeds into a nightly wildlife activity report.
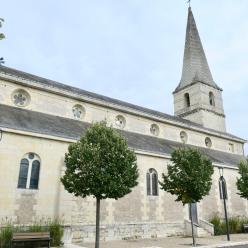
[1,0,248,154]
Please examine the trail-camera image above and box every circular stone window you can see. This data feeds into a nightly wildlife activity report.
[205,137,212,148]
[115,115,126,128]
[180,131,188,143]
[12,89,30,107]
[72,104,85,120]
[150,124,159,136]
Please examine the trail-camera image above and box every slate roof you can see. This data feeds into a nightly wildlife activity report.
[175,7,221,92]
[0,104,244,167]
[0,65,244,142]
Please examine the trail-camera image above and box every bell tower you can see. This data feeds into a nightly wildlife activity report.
[173,7,226,132]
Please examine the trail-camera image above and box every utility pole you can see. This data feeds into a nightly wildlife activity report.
[219,167,230,241]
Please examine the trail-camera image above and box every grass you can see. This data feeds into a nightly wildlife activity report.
[209,214,248,235]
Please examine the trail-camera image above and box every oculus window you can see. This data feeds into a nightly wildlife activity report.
[12,89,30,107]
[205,137,212,148]
[180,131,188,143]
[150,124,159,136]
[72,104,85,120]
[115,115,126,128]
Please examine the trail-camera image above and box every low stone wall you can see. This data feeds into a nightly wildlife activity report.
[62,222,185,244]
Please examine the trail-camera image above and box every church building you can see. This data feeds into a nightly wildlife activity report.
[0,7,246,243]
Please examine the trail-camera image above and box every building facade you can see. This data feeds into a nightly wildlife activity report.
[0,7,246,243]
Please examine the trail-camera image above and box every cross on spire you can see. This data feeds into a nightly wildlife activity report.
[187,0,191,7]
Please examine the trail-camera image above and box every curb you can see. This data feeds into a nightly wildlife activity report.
[201,241,248,248]
[64,244,87,248]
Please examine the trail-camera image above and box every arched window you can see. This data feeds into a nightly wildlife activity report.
[209,92,215,106]
[146,168,158,196]
[184,93,190,107]
[17,153,41,190]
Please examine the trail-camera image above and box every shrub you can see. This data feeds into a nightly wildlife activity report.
[0,224,14,248]
[229,217,240,234]
[210,214,248,235]
[238,217,248,233]
[209,214,225,235]
[48,219,64,246]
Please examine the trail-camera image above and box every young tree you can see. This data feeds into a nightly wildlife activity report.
[160,148,214,246]
[61,121,139,248]
[0,18,5,40]
[237,158,248,199]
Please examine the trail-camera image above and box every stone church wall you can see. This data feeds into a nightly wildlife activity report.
[0,131,68,222]
[0,130,247,242]
[199,167,248,221]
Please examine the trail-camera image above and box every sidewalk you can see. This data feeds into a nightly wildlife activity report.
[66,234,248,248]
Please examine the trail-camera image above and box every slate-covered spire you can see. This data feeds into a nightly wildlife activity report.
[175,7,220,92]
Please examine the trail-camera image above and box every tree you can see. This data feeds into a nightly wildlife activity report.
[0,18,5,40]
[61,121,139,248]
[237,158,248,199]
[160,148,214,246]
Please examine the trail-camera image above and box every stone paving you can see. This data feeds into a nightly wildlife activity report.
[67,234,248,248]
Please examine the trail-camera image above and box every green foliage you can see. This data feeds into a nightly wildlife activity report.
[0,218,63,247]
[160,148,214,205]
[209,214,248,235]
[209,214,224,235]
[61,121,139,200]
[0,224,14,248]
[28,220,45,232]
[237,158,248,200]
[48,218,64,247]
[229,217,240,233]
[0,18,5,40]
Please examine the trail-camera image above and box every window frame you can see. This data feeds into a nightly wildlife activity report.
[209,92,215,106]
[146,168,159,196]
[17,153,41,190]
[184,93,191,108]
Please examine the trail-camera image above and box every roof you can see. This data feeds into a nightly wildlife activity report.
[0,104,244,167]
[0,65,244,142]
[175,7,221,93]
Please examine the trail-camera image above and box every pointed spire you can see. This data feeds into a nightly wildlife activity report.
[175,7,221,92]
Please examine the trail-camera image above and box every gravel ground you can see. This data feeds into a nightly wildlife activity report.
[73,234,248,248]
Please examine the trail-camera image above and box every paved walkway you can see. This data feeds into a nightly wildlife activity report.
[65,234,248,248]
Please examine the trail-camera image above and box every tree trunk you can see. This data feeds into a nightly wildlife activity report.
[95,198,101,248]
[190,203,196,247]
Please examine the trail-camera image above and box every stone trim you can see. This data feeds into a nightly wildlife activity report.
[173,80,223,94]
[178,107,226,118]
